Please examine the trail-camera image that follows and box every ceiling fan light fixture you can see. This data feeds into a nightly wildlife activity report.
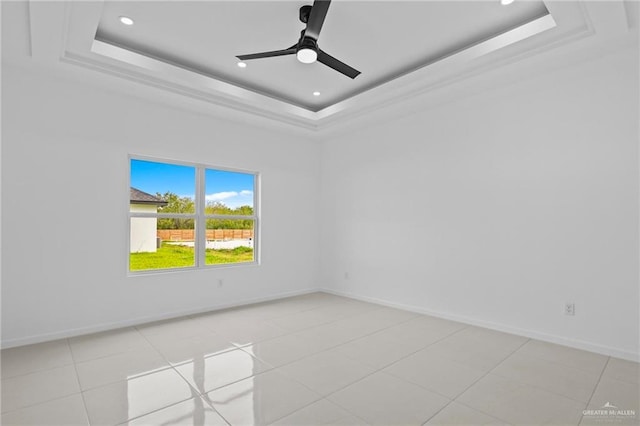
[237,62,247,68]
[297,48,317,64]
[297,36,318,64]
[313,91,321,96]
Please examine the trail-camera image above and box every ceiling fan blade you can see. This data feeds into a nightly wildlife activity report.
[304,0,331,40]
[317,49,361,79]
[237,47,297,61]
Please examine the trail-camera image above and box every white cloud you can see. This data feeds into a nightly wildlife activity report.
[206,191,239,202]
[205,190,254,208]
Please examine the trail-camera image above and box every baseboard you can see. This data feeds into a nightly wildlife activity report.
[1,287,317,349]
[319,288,640,362]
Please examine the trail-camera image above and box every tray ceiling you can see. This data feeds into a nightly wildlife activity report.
[5,0,628,131]
[94,1,549,110]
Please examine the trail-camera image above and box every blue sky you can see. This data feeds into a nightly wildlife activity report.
[130,159,254,208]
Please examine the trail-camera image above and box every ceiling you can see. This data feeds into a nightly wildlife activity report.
[2,1,636,132]
[94,1,549,111]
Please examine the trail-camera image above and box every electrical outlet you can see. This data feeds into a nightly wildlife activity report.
[218,279,224,288]
[564,303,575,316]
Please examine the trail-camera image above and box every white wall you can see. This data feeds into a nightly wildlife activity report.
[320,46,639,360]
[1,64,320,347]
[2,18,638,362]
[130,204,159,253]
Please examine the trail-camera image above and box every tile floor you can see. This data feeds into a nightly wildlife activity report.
[1,292,638,425]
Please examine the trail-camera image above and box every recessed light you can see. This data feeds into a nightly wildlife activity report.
[313,91,321,96]
[500,0,514,5]
[119,16,134,25]
[237,62,247,68]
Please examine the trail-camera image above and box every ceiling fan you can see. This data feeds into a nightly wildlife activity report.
[236,0,361,79]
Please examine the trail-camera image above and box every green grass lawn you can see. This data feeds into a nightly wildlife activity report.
[130,243,253,271]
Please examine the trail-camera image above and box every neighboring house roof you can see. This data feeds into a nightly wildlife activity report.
[130,187,168,206]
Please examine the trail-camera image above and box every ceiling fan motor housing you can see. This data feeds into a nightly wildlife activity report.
[299,5,313,24]
[298,35,317,51]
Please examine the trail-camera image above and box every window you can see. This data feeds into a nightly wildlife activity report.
[128,157,258,273]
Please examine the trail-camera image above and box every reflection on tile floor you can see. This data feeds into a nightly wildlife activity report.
[1,292,638,425]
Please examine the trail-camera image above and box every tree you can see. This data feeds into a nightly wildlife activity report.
[205,201,254,230]
[156,192,195,229]
[155,192,254,230]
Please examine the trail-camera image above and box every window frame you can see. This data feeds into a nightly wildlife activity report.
[128,155,260,275]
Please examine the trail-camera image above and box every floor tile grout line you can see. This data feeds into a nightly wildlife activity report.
[72,329,217,394]
[79,326,222,424]
[265,397,368,426]
[488,362,607,405]
[324,367,445,426]
[68,327,157,365]
[367,323,472,373]
[78,358,231,426]
[163,345,297,425]
[66,337,94,425]
[205,306,390,424]
[448,335,605,426]
[248,316,470,380]
[0,359,77,382]
[382,353,487,403]
[220,293,404,327]
[309,308,425,338]
[415,335,533,425]
[297,311,465,363]
[478,340,610,408]
[577,356,611,425]
[0,342,89,418]
[194,321,293,346]
[173,359,277,398]
[507,341,611,376]
[255,389,325,425]
[228,310,432,372]
[305,324,475,423]
[114,323,234,425]
[187,294,384,326]
[263,302,386,328]
[419,400,457,426]
[196,394,234,426]
[164,344,245,369]
[425,337,534,426]
[133,325,180,368]
[113,394,196,426]
[138,328,239,369]
[76,364,173,394]
[201,370,325,426]
[0,343,77,381]
[219,317,471,424]
[0,390,88,417]
[223,303,384,340]
[485,371,600,407]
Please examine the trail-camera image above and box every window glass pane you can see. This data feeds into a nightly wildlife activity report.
[205,169,254,216]
[205,219,254,265]
[129,218,195,271]
[131,159,195,214]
